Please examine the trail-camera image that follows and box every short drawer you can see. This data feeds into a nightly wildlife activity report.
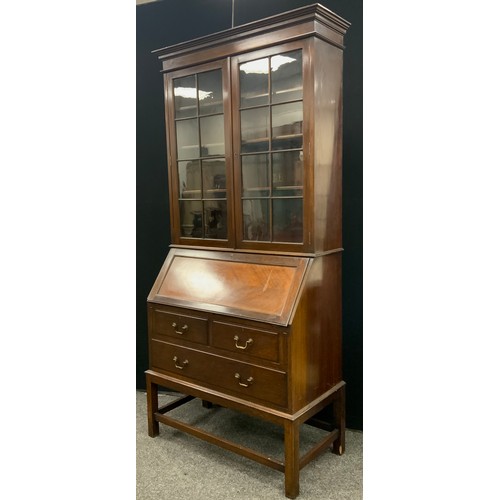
[151,307,208,345]
[150,339,287,408]
[211,321,280,362]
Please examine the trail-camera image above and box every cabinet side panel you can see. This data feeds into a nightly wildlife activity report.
[313,38,344,252]
[289,253,342,412]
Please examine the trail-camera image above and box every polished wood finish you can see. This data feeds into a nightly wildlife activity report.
[148,248,309,325]
[312,37,344,252]
[147,4,349,498]
[150,338,288,407]
[212,321,280,363]
[153,4,349,72]
[150,307,208,345]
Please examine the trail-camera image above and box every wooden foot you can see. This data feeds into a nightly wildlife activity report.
[146,374,159,437]
[284,420,300,499]
[331,384,345,455]
[201,400,214,409]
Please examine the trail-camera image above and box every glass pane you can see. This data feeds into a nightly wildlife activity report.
[241,107,269,153]
[242,199,270,241]
[271,51,303,104]
[242,154,269,197]
[180,200,203,238]
[240,58,269,108]
[174,75,197,119]
[198,70,223,115]
[202,159,226,199]
[272,151,303,196]
[272,199,303,243]
[178,160,201,199]
[176,119,199,160]
[200,115,224,156]
[271,101,303,150]
[204,200,227,239]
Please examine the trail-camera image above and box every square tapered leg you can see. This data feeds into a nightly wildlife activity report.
[332,383,345,455]
[284,420,300,499]
[146,374,159,437]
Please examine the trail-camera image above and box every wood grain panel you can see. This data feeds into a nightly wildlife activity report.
[150,248,309,325]
[212,321,280,363]
[150,306,208,345]
[150,339,287,407]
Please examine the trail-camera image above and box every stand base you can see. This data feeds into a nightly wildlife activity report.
[145,370,345,499]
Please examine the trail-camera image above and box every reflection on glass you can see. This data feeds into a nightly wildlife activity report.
[240,58,269,108]
[272,198,303,243]
[200,115,224,156]
[180,200,203,238]
[242,154,269,197]
[198,70,223,115]
[271,101,303,150]
[272,151,303,196]
[176,119,199,160]
[242,199,270,241]
[271,51,303,104]
[202,159,226,199]
[241,107,269,153]
[178,160,201,198]
[174,75,197,119]
[204,200,227,239]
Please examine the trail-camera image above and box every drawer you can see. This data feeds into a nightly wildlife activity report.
[211,321,280,363]
[150,339,287,408]
[151,307,208,345]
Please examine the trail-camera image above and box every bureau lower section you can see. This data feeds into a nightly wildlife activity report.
[148,303,289,410]
[146,303,345,499]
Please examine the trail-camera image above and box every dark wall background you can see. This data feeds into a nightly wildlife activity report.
[137,0,363,430]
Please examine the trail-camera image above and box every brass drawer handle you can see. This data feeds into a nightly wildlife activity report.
[172,322,189,335]
[173,356,189,370]
[234,373,254,387]
[233,335,253,350]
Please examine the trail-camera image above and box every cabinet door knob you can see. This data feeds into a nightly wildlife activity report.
[233,335,253,349]
[234,373,254,387]
[173,356,189,370]
[172,322,189,335]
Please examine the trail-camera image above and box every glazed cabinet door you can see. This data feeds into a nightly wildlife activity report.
[165,59,234,247]
[231,40,313,253]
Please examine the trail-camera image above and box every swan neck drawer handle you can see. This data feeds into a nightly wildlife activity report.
[172,322,189,335]
[234,373,254,387]
[233,335,253,349]
[173,356,189,370]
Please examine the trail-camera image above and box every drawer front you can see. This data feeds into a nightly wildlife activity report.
[151,339,287,407]
[151,307,208,345]
[211,321,280,362]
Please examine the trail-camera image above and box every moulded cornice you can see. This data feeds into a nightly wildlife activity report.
[153,3,350,62]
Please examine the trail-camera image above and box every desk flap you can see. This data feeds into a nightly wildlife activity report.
[148,248,310,325]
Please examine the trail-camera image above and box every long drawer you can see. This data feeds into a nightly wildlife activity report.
[150,339,287,407]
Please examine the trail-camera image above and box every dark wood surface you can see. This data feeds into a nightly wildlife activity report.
[148,247,309,325]
[146,4,349,497]
[156,5,347,255]
[154,4,349,72]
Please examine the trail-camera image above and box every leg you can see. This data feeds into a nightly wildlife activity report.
[332,384,345,455]
[201,400,214,409]
[146,373,159,437]
[284,420,300,499]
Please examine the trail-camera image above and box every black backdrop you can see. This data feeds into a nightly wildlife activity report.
[136,0,363,430]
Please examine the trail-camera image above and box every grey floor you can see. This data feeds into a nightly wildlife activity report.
[136,391,362,500]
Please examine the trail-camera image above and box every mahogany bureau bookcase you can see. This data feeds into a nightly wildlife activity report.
[145,4,350,498]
